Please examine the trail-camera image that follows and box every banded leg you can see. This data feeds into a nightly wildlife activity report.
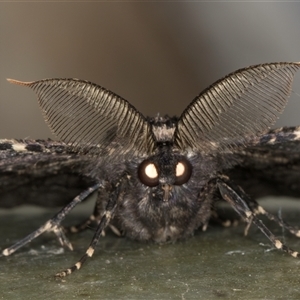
[65,190,104,234]
[244,192,300,238]
[221,176,300,238]
[55,180,125,277]
[210,210,239,229]
[65,190,123,237]
[217,179,300,258]
[2,183,101,256]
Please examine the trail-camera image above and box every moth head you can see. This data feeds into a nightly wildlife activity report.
[137,151,192,201]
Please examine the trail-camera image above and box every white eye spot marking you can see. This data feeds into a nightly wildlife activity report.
[176,162,185,177]
[145,163,158,179]
[174,158,192,185]
[138,160,159,187]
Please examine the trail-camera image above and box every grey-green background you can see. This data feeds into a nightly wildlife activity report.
[1,2,300,300]
[1,199,300,300]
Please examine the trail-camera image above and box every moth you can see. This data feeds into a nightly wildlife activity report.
[1,62,300,277]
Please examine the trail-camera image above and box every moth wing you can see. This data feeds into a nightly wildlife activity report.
[228,127,300,198]
[0,140,95,208]
[8,78,155,158]
[175,62,300,152]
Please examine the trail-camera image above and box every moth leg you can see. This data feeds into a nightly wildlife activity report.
[52,224,74,250]
[229,181,300,238]
[55,181,124,277]
[66,215,98,234]
[2,183,100,256]
[65,191,104,234]
[203,213,238,232]
[217,179,300,258]
[249,202,300,238]
[65,190,123,237]
[210,210,239,229]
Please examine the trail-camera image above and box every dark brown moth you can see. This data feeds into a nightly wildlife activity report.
[1,62,300,277]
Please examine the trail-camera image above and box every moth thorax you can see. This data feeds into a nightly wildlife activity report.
[151,124,176,143]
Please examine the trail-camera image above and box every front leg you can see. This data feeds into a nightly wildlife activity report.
[55,176,127,277]
[2,183,101,257]
[64,186,123,237]
[217,176,300,258]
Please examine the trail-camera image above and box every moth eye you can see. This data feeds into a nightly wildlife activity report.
[138,160,159,187]
[174,158,192,185]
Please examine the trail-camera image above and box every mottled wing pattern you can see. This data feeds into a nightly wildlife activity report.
[228,126,300,198]
[0,139,95,208]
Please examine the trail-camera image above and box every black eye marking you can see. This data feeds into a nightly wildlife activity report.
[174,158,192,185]
[138,159,159,187]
